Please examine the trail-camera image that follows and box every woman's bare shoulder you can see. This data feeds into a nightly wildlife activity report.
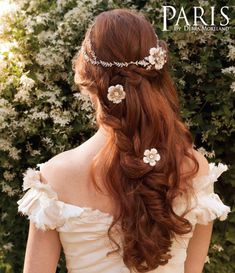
[181,147,210,178]
[38,146,86,196]
[38,130,106,199]
[40,148,79,185]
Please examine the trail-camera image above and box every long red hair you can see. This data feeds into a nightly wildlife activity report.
[73,8,199,272]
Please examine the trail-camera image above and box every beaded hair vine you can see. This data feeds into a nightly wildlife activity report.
[79,23,167,71]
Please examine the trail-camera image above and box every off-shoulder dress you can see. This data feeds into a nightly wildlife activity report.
[17,161,231,273]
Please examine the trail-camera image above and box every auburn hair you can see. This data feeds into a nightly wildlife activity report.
[73,8,199,273]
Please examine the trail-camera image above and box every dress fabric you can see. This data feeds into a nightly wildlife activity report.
[17,161,231,273]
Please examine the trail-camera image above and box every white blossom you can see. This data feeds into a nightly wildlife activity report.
[198,0,209,6]
[35,14,49,25]
[13,88,30,103]
[205,255,210,264]
[56,0,68,10]
[0,58,7,71]
[73,92,93,112]
[19,73,35,90]
[230,82,235,93]
[3,171,16,182]
[36,47,65,69]
[107,84,126,104]
[0,138,12,152]
[50,109,71,126]
[2,242,14,251]
[38,30,56,44]
[0,1,19,17]
[42,137,54,148]
[212,244,224,252]
[1,212,8,221]
[143,148,161,166]
[29,111,49,120]
[1,182,18,196]
[197,147,215,158]
[227,45,235,61]
[221,66,235,75]
[9,147,21,160]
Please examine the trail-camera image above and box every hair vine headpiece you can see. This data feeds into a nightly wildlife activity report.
[80,23,167,71]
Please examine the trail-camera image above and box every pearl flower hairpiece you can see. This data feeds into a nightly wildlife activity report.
[107,84,126,104]
[147,47,167,70]
[143,148,161,166]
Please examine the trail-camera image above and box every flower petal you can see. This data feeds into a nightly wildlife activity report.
[143,156,150,163]
[149,161,156,166]
[150,148,158,154]
[155,154,161,161]
[144,149,150,156]
[148,56,156,65]
[149,47,157,55]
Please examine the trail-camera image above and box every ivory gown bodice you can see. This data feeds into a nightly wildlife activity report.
[17,162,231,273]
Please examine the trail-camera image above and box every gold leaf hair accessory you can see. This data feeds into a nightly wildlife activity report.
[80,23,167,71]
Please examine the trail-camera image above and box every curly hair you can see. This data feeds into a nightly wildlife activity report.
[73,8,199,273]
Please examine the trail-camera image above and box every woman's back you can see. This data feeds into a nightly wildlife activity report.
[17,126,230,273]
[39,127,117,217]
[35,127,208,218]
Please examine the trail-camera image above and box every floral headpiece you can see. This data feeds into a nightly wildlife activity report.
[79,23,167,71]
[81,41,167,71]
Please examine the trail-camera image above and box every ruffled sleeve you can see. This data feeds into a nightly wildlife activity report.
[173,162,231,226]
[17,165,65,231]
[190,162,231,225]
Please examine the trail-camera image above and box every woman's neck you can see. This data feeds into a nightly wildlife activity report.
[97,125,110,138]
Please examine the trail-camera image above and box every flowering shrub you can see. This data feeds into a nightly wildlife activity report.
[0,0,234,272]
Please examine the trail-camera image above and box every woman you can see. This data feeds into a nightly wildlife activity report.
[17,8,230,273]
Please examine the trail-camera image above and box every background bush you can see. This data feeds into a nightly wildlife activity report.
[0,0,234,272]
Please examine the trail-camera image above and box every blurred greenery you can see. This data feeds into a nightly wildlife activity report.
[0,0,234,272]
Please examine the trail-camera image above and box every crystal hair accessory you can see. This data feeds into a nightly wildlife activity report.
[107,84,126,104]
[143,148,161,166]
[80,29,167,71]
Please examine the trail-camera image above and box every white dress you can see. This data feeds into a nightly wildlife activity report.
[17,161,231,273]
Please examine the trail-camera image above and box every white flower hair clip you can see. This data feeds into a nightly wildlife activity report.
[147,47,167,70]
[143,148,161,166]
[107,84,126,104]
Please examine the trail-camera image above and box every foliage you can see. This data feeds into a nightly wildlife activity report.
[0,0,234,272]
